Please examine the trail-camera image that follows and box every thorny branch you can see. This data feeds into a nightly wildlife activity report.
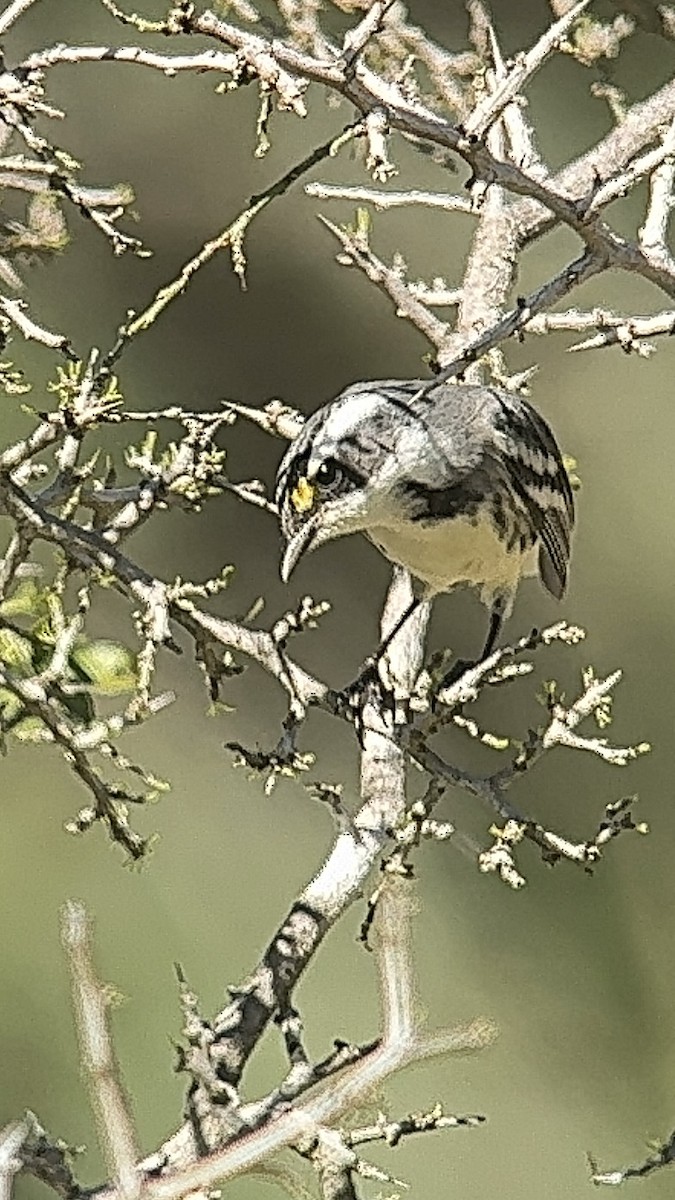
[5,365,648,1199]
[0,1,665,1199]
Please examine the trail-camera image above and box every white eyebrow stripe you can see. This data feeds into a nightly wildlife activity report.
[321,394,379,444]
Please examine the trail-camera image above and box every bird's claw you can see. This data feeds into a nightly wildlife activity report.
[439,657,473,689]
[429,657,474,711]
[334,656,399,744]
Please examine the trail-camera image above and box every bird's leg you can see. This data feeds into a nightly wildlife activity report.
[336,582,425,741]
[436,596,506,694]
[372,596,422,668]
[337,597,420,736]
[481,601,505,660]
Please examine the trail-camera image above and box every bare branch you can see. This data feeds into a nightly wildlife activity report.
[0,1122,28,1200]
[0,0,40,37]
[318,216,449,347]
[219,398,305,439]
[348,1105,485,1147]
[516,77,675,241]
[305,182,474,214]
[463,0,592,141]
[639,116,675,269]
[103,878,491,1200]
[0,295,77,359]
[192,9,675,303]
[523,306,675,355]
[62,902,140,1200]
[590,1129,675,1185]
[340,0,396,71]
[21,44,239,75]
[426,249,604,381]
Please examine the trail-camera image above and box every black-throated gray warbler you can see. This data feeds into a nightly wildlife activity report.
[275,379,574,663]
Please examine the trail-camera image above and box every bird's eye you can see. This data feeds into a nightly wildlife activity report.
[315,459,343,491]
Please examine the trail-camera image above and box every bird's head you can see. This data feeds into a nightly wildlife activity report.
[275,437,373,583]
[274,388,403,582]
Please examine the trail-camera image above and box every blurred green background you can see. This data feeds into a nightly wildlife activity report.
[2,1,675,1197]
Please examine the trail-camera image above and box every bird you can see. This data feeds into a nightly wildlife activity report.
[275,379,574,671]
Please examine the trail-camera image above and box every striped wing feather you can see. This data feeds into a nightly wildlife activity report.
[493,395,574,600]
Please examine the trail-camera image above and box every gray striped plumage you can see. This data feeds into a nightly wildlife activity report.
[275,380,574,652]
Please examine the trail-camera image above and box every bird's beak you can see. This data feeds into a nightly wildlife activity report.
[280,513,320,583]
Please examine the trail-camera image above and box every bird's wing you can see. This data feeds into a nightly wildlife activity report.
[488,393,575,600]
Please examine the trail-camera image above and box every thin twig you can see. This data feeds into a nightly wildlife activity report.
[319,216,448,347]
[22,44,239,75]
[305,183,474,213]
[0,0,40,37]
[639,115,675,269]
[463,0,592,140]
[524,306,675,354]
[0,296,77,359]
[104,123,359,367]
[430,248,603,379]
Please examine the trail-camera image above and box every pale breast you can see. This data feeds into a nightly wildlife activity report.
[369,512,538,605]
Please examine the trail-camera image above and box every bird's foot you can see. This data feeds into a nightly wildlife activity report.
[430,657,475,710]
[334,655,406,744]
[439,657,473,689]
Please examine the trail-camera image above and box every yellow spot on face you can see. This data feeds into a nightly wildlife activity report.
[290,476,316,514]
